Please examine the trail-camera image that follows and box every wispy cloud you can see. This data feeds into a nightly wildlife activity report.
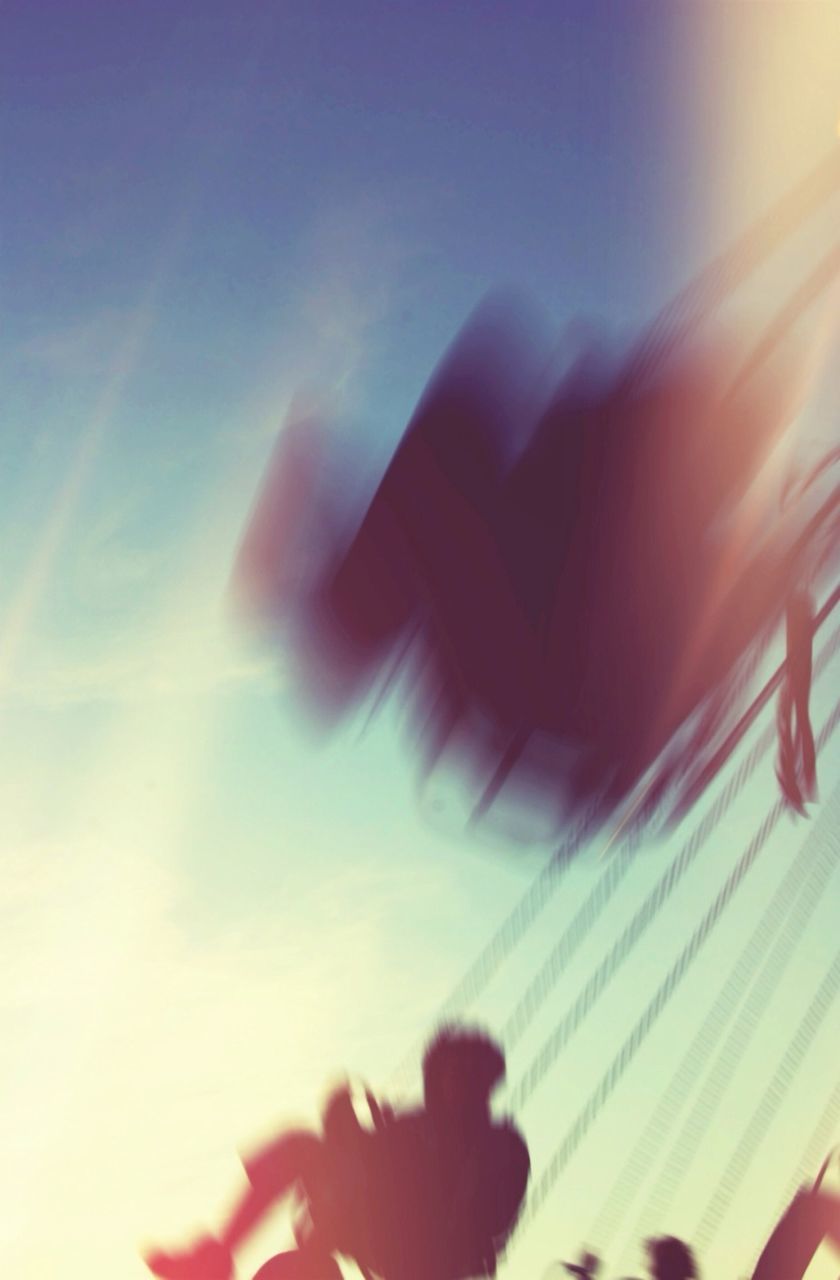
[16,306,141,381]
[4,620,275,709]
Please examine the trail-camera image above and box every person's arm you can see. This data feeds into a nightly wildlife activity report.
[143,1180,279,1280]
[144,1236,232,1280]
[216,1176,279,1252]
[144,1129,322,1279]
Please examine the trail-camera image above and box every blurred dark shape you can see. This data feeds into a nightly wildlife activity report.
[751,1153,840,1280]
[236,294,839,837]
[562,1247,602,1277]
[145,1025,529,1280]
[554,1234,700,1280]
[645,1236,698,1280]
[776,589,816,814]
[422,1023,506,1117]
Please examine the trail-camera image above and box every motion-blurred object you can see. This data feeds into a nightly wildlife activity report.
[235,158,840,842]
[145,1026,529,1280]
[750,1151,840,1279]
[561,1247,601,1278]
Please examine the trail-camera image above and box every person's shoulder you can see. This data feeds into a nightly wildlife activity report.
[490,1118,530,1167]
[480,1120,530,1235]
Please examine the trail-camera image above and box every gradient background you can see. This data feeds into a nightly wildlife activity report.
[2,3,840,1278]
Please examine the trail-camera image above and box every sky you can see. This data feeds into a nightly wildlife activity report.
[2,3,840,1278]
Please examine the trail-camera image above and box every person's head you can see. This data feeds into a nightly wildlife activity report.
[645,1236,697,1280]
[422,1026,506,1123]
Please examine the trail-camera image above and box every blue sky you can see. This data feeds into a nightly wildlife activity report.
[2,3,840,1278]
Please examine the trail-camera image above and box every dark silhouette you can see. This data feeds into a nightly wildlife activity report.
[144,1027,529,1280]
[562,1247,602,1277]
[236,295,839,841]
[751,1155,840,1279]
[644,1236,698,1280]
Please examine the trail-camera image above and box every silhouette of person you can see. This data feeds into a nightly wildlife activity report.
[145,1026,529,1280]
[644,1236,698,1280]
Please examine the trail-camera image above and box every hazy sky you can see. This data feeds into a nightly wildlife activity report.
[2,4,840,1279]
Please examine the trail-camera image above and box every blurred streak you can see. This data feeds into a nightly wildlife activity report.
[0,12,278,701]
[0,296,155,693]
[0,179,199,702]
[625,147,840,389]
[235,276,839,841]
